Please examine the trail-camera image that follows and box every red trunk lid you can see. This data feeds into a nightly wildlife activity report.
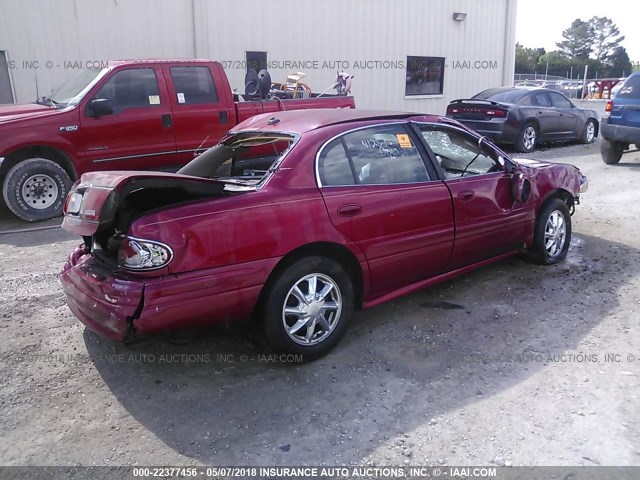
[61,171,221,236]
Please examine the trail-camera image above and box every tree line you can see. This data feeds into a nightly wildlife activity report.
[516,16,634,79]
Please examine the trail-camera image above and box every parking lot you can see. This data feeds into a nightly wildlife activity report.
[1,117,640,467]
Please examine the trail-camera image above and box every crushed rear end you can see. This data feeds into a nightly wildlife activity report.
[59,171,227,341]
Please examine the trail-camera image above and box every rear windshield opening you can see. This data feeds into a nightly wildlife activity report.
[178,133,295,186]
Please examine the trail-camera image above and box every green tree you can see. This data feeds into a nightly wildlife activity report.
[589,16,625,62]
[605,46,632,77]
[515,43,546,73]
[556,19,593,59]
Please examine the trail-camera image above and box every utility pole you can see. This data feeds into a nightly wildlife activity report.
[545,60,549,80]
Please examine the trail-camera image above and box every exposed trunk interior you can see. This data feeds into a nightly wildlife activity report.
[89,177,229,269]
[84,132,295,270]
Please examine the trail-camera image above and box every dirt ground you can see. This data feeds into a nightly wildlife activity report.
[1,132,639,467]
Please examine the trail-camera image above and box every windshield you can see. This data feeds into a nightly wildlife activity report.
[47,68,108,106]
[177,132,296,187]
[473,88,528,103]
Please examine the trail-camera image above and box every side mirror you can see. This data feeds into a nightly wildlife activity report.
[511,173,532,204]
[87,98,113,117]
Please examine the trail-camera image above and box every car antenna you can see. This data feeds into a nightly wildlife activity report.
[193,135,210,158]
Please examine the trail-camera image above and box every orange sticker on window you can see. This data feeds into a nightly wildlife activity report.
[396,134,412,148]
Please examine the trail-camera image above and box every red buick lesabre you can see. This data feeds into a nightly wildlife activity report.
[60,109,588,358]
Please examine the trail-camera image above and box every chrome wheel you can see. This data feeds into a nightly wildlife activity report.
[544,210,566,258]
[282,273,342,346]
[585,121,595,142]
[21,174,59,209]
[522,126,537,151]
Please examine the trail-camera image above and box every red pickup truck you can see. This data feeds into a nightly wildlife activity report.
[0,59,355,221]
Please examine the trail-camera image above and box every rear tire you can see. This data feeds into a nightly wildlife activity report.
[262,256,354,360]
[515,122,538,153]
[580,119,596,144]
[528,198,572,265]
[600,138,624,165]
[2,158,72,222]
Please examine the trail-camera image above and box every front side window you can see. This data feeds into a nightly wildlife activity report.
[170,66,218,104]
[405,56,445,96]
[318,125,431,186]
[92,68,161,113]
[419,126,502,178]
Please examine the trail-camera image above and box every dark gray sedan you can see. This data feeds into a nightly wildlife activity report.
[446,87,599,152]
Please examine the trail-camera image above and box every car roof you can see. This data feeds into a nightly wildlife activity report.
[232,109,442,134]
[482,86,532,94]
[107,59,216,67]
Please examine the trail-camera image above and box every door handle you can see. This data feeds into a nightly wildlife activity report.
[161,114,172,128]
[337,204,362,217]
[219,111,229,124]
[457,190,475,201]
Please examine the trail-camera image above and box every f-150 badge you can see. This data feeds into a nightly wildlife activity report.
[59,125,79,132]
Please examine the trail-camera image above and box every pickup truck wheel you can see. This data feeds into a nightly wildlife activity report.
[580,119,596,144]
[600,138,624,165]
[515,122,538,153]
[2,158,72,222]
[262,256,354,360]
[528,198,572,265]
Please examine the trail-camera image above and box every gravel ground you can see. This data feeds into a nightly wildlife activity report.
[1,134,639,467]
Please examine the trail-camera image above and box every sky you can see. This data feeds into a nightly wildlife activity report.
[516,0,639,64]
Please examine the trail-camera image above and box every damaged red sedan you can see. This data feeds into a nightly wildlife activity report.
[60,109,588,357]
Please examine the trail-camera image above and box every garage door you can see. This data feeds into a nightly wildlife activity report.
[0,51,15,104]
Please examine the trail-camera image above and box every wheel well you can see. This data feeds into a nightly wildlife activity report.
[1,146,77,181]
[251,242,365,324]
[525,118,540,131]
[538,189,574,216]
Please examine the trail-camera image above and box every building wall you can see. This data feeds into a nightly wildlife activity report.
[0,0,517,115]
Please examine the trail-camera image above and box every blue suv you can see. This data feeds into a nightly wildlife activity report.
[601,72,640,164]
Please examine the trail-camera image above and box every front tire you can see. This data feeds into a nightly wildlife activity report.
[528,198,572,265]
[2,158,72,222]
[600,138,624,164]
[580,119,596,144]
[515,122,538,153]
[262,256,354,359]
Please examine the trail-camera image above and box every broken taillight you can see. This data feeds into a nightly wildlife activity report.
[118,236,173,271]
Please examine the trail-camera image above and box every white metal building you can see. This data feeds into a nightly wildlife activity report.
[0,0,517,114]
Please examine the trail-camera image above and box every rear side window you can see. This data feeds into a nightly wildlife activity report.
[343,125,430,185]
[92,68,160,113]
[531,92,552,107]
[317,125,431,186]
[318,138,355,186]
[170,66,218,104]
[618,76,640,99]
[549,92,572,108]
